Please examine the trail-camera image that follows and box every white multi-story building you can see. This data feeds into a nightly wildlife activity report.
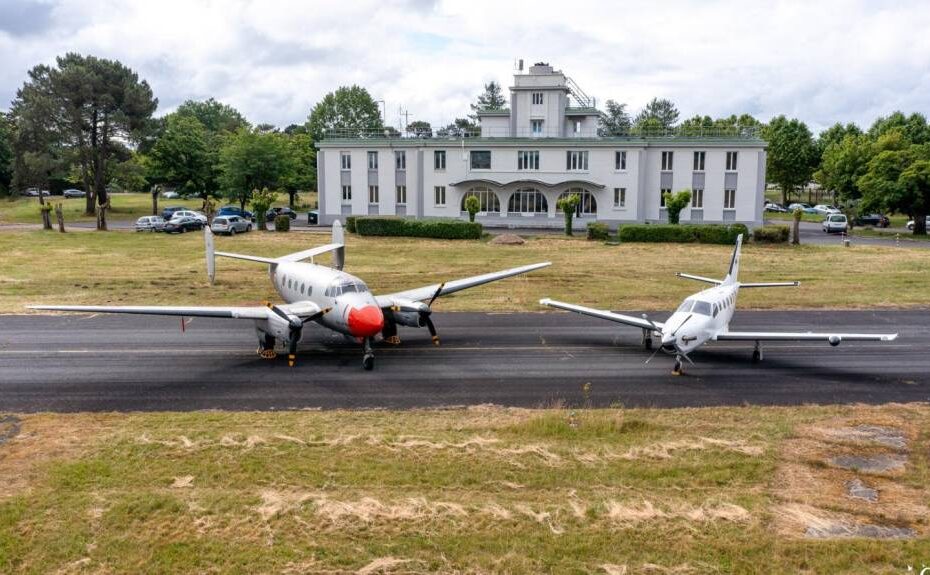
[316,63,767,229]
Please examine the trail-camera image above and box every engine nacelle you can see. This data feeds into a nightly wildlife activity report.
[828,335,842,347]
[387,298,428,327]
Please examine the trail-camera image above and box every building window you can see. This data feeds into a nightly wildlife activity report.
[613,187,626,208]
[531,120,544,135]
[660,188,671,207]
[726,151,738,171]
[341,185,352,203]
[517,150,539,170]
[434,150,446,170]
[395,151,406,170]
[460,187,500,213]
[574,120,582,134]
[724,188,736,209]
[615,151,627,171]
[396,185,407,206]
[692,188,704,208]
[508,188,548,214]
[340,152,351,170]
[434,186,446,206]
[470,150,491,170]
[367,151,378,170]
[532,92,544,105]
[661,151,673,171]
[693,151,705,171]
[368,185,379,205]
[557,188,597,216]
[566,151,589,171]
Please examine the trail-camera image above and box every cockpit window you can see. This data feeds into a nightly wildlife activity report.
[676,300,694,313]
[692,301,713,316]
[325,278,370,297]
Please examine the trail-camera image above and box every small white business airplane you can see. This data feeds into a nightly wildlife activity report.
[540,234,897,375]
[31,222,550,370]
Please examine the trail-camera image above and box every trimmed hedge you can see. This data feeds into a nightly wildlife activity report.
[617,224,749,244]
[586,222,610,241]
[274,214,291,232]
[354,216,483,239]
[752,225,789,243]
[345,216,357,233]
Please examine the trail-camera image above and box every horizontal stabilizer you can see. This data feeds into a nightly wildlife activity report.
[738,281,800,288]
[676,273,721,285]
[215,251,278,265]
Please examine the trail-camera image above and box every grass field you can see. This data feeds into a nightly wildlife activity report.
[0,404,927,573]
[0,192,317,225]
[1,229,928,314]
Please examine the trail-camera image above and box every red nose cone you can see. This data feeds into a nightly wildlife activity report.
[347,305,384,337]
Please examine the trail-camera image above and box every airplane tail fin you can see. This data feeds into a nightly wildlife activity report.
[722,234,743,285]
[205,226,215,285]
[331,220,345,271]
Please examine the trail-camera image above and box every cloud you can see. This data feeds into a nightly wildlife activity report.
[0,0,929,134]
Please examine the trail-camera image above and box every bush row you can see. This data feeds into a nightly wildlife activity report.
[752,225,789,243]
[352,216,483,239]
[586,222,610,241]
[617,224,749,244]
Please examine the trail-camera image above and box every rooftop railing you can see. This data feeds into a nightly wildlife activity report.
[319,125,764,140]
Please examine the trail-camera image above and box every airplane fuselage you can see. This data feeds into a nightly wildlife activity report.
[660,283,740,355]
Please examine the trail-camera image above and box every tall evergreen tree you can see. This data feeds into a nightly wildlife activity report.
[633,98,680,131]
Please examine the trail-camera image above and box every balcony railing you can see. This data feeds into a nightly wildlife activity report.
[319,125,764,140]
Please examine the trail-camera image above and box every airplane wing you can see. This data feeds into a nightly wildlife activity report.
[28,301,326,322]
[375,262,551,306]
[716,331,897,342]
[538,299,664,331]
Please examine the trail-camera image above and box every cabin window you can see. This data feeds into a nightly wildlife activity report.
[693,301,712,316]
[676,300,694,313]
[713,304,719,317]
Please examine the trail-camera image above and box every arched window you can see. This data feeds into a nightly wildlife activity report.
[507,188,548,214]
[556,188,598,216]
[460,187,500,213]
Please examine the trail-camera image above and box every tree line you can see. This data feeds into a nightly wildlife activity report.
[0,54,927,234]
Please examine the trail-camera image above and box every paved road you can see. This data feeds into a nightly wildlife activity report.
[1,311,926,412]
[784,220,929,248]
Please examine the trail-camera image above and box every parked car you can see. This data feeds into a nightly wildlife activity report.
[22,188,50,197]
[161,191,180,199]
[855,213,890,228]
[211,215,252,235]
[217,206,254,221]
[906,216,930,231]
[265,207,298,222]
[813,204,841,215]
[62,188,86,198]
[135,215,166,232]
[822,214,849,233]
[764,201,787,213]
[164,216,203,234]
[168,210,208,224]
[162,205,187,220]
[307,210,319,225]
[787,203,817,214]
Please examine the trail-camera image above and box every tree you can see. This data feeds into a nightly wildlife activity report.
[0,112,13,196]
[763,116,819,206]
[218,128,290,211]
[858,137,930,236]
[109,152,150,193]
[663,189,692,224]
[557,194,580,236]
[814,133,871,203]
[598,100,631,136]
[436,117,479,138]
[633,98,680,131]
[306,85,383,141]
[817,122,862,155]
[150,114,210,197]
[469,81,507,119]
[249,187,278,231]
[406,120,432,138]
[464,195,480,223]
[868,112,930,145]
[281,132,315,209]
[679,115,714,136]
[175,98,249,133]
[10,53,157,229]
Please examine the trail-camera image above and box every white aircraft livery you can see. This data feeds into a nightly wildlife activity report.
[31,222,550,370]
[540,234,897,375]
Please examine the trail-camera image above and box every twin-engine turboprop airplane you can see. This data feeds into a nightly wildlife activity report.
[31,222,550,370]
[540,234,897,375]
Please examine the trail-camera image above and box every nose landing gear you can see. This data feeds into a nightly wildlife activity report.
[752,341,763,363]
[362,337,375,370]
[672,356,684,376]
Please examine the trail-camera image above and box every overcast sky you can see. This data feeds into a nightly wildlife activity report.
[1,0,929,134]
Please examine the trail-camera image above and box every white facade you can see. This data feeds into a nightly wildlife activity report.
[316,64,767,229]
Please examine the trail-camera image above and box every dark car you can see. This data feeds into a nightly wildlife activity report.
[217,205,254,221]
[855,213,890,228]
[164,216,204,234]
[307,210,318,225]
[162,205,186,220]
[266,207,298,222]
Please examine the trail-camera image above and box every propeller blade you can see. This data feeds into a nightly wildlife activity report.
[427,282,446,308]
[680,351,695,366]
[423,315,440,346]
[644,345,662,365]
[301,306,332,324]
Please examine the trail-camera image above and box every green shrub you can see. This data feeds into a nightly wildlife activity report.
[345,216,357,233]
[752,225,789,243]
[274,214,290,232]
[617,224,748,244]
[354,217,482,239]
[586,222,610,241]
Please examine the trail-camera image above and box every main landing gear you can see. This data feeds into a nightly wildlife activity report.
[362,337,375,370]
[257,334,277,360]
[642,328,653,350]
[672,356,683,376]
[752,341,763,363]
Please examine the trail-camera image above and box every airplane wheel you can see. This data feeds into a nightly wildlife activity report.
[230,228,236,236]
[180,227,186,233]
[673,359,682,375]
[645,338,653,350]
[363,354,375,371]
[752,349,762,363]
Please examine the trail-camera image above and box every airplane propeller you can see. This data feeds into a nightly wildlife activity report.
[390,282,445,346]
[266,303,330,366]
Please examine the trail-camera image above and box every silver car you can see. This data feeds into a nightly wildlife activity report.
[135,216,166,232]
[211,215,252,235]
[822,214,848,233]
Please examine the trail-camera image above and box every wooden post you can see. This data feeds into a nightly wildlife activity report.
[55,203,65,233]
